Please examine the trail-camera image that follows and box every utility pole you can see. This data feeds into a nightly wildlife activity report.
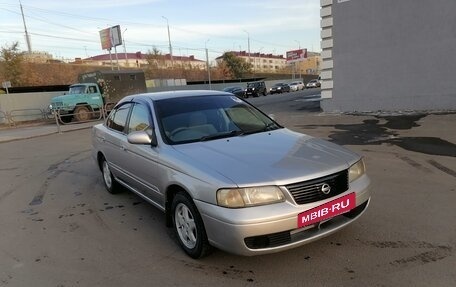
[19,1,32,53]
[162,16,173,68]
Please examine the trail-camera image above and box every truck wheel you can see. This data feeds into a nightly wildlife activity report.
[59,115,72,124]
[74,106,91,122]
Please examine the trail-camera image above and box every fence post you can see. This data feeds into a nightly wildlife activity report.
[54,111,62,134]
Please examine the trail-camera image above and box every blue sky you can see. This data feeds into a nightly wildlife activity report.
[0,0,321,62]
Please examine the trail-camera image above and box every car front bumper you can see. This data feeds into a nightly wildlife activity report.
[196,174,371,256]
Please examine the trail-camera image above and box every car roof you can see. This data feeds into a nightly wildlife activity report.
[119,90,233,103]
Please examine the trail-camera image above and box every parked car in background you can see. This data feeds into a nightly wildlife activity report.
[92,90,371,258]
[269,83,291,94]
[223,86,245,98]
[306,79,321,88]
[245,81,267,97]
[289,81,305,91]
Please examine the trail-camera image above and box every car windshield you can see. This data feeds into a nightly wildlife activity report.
[274,83,284,87]
[247,83,259,88]
[68,85,87,94]
[155,95,281,144]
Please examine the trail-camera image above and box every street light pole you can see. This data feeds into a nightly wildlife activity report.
[162,16,173,68]
[294,40,301,49]
[243,30,250,65]
[257,47,264,73]
[294,40,301,79]
[123,28,129,67]
[205,39,212,90]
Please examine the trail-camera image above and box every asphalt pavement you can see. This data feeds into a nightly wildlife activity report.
[0,120,102,143]
[1,91,455,286]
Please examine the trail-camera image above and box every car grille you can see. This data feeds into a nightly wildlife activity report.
[285,170,349,205]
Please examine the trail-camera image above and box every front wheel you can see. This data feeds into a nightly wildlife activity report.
[101,157,121,194]
[74,106,92,122]
[172,192,212,258]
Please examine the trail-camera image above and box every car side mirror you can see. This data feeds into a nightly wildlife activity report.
[127,130,158,147]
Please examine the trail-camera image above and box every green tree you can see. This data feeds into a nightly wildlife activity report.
[0,42,23,86]
[221,52,252,79]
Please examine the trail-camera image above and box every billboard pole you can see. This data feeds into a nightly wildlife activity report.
[114,46,120,70]
[108,49,114,70]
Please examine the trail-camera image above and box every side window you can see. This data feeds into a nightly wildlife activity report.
[127,103,151,134]
[106,103,132,133]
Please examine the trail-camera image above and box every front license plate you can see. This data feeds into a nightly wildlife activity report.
[297,193,356,228]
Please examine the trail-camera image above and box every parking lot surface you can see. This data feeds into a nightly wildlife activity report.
[0,108,455,286]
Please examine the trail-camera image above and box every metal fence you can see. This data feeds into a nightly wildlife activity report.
[53,104,113,133]
[0,102,115,134]
[0,110,13,126]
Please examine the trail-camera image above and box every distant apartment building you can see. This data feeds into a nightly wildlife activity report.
[296,52,321,75]
[22,51,54,63]
[77,52,206,70]
[216,51,287,73]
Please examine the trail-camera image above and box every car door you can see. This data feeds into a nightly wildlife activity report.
[103,102,133,182]
[122,102,162,206]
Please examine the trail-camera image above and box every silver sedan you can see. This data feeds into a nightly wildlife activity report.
[92,90,371,258]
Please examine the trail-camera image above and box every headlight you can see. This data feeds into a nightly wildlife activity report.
[217,186,285,208]
[349,159,366,182]
[49,104,53,110]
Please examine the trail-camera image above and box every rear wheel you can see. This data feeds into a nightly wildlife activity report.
[74,106,92,122]
[172,192,212,258]
[101,157,121,194]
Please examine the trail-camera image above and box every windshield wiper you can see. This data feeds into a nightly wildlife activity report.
[199,130,244,141]
[243,123,280,135]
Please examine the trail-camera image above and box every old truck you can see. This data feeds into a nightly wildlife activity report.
[49,70,147,123]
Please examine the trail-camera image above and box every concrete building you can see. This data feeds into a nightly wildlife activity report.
[320,0,456,112]
[216,51,287,73]
[296,52,321,75]
[77,53,206,70]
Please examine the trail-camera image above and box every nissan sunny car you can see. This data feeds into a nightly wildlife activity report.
[92,90,371,258]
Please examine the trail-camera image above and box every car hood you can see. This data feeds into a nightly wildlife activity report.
[172,128,359,186]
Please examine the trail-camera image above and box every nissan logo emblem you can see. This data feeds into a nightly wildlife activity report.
[321,183,331,195]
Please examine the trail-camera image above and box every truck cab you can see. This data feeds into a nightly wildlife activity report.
[50,83,104,123]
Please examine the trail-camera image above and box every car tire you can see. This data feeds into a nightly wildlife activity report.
[172,192,212,259]
[74,106,92,122]
[101,157,121,194]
